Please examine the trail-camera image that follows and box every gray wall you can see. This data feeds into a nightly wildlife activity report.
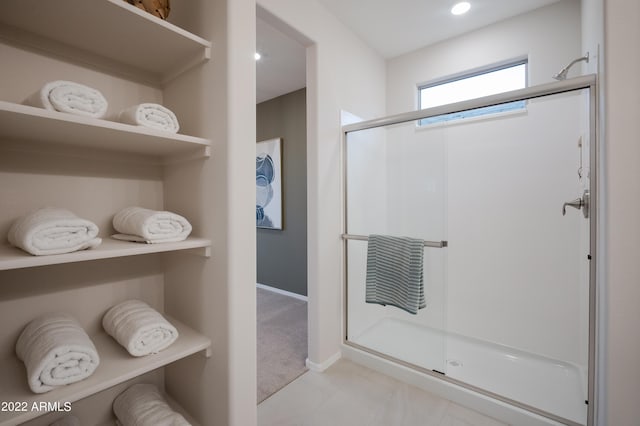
[256,88,307,296]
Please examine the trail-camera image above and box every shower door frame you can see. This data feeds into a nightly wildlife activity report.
[341,74,598,426]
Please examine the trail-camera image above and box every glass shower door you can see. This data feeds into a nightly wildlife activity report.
[440,89,591,425]
[343,79,595,426]
[344,121,448,375]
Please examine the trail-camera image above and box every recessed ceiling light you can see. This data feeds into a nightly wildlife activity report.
[254,52,262,61]
[451,2,471,15]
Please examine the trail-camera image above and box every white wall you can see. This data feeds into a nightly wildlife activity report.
[602,1,640,424]
[386,0,582,116]
[256,0,387,367]
[581,0,603,76]
[163,1,257,424]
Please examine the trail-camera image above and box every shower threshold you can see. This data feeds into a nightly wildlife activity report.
[351,317,587,425]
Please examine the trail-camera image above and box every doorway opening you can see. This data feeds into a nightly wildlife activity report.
[255,11,309,404]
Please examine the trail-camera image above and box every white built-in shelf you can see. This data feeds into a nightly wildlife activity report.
[0,237,211,271]
[0,101,211,160]
[0,0,211,85]
[0,317,211,426]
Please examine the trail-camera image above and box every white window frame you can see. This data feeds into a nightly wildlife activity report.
[417,58,528,127]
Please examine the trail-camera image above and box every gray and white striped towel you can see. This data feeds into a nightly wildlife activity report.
[365,234,425,315]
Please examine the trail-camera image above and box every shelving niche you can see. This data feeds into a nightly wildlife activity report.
[0,1,218,425]
[0,318,210,426]
[0,0,212,86]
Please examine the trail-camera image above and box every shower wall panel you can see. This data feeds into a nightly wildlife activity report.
[346,90,590,376]
[443,94,586,366]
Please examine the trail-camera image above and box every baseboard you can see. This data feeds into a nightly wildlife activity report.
[305,351,341,372]
[257,283,308,302]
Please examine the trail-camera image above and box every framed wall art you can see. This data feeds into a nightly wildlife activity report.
[256,138,282,229]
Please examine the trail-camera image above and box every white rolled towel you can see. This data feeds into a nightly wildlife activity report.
[49,415,80,426]
[113,384,191,426]
[8,207,102,256]
[16,313,100,394]
[24,80,108,118]
[103,300,178,357]
[112,206,192,244]
[118,103,180,133]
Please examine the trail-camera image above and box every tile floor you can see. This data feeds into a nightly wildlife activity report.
[258,358,509,426]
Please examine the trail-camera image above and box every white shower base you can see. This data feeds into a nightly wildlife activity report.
[352,317,587,425]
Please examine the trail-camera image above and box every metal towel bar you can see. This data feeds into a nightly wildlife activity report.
[341,234,448,248]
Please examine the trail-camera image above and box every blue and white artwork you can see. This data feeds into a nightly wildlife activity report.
[256,138,282,229]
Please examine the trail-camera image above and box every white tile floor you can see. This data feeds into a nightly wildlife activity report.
[258,359,509,426]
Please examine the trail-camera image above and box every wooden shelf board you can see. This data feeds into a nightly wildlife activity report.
[0,0,211,84]
[0,237,211,271]
[0,101,210,159]
[0,317,210,426]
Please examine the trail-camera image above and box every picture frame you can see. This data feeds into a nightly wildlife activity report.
[256,138,283,230]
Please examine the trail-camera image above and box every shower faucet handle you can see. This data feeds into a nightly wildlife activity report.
[562,198,583,215]
[562,190,590,218]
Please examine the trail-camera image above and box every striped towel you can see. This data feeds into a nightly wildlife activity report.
[365,234,425,315]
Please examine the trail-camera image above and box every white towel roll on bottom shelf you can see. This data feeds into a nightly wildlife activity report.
[24,80,108,118]
[113,383,191,426]
[102,299,179,357]
[118,103,180,133]
[8,207,102,256]
[15,313,100,394]
[112,206,192,244]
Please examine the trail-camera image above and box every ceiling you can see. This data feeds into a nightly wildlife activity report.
[315,0,562,59]
[256,0,563,104]
[256,17,306,104]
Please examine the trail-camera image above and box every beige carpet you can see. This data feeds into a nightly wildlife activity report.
[257,286,308,403]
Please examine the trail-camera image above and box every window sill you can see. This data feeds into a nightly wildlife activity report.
[415,105,528,131]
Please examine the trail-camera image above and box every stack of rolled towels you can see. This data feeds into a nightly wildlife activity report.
[24,80,180,132]
[114,383,191,426]
[15,313,100,394]
[112,206,192,244]
[103,300,179,356]
[6,205,194,256]
[8,207,102,256]
[14,300,177,394]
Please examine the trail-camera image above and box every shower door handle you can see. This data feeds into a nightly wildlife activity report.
[562,190,589,218]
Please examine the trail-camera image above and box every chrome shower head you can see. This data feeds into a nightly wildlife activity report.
[553,52,590,81]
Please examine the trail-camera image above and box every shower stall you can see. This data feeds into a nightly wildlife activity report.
[342,75,597,426]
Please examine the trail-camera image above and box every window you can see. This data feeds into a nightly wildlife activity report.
[418,60,527,126]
